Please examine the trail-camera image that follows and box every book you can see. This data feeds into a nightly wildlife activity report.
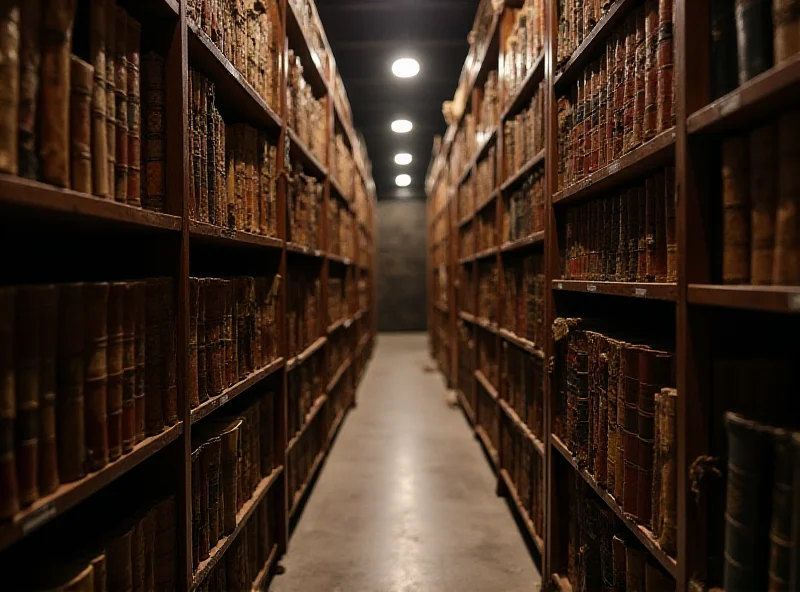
[722,136,751,284]
[749,123,779,284]
[105,0,116,196]
[121,283,136,453]
[18,0,40,179]
[0,288,17,519]
[142,51,165,212]
[711,0,739,100]
[735,0,774,84]
[113,6,128,203]
[0,2,19,176]
[84,282,110,472]
[39,285,59,496]
[106,282,125,461]
[773,109,800,285]
[57,283,86,483]
[105,527,133,592]
[126,18,141,207]
[90,0,108,198]
[656,0,675,132]
[773,0,800,64]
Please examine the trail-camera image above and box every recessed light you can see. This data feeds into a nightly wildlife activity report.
[395,153,413,166]
[391,119,413,134]
[392,58,420,78]
[396,174,411,187]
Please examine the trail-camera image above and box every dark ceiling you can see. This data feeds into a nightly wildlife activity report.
[317,0,479,200]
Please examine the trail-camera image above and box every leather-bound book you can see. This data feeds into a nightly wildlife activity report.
[38,285,59,495]
[90,0,108,198]
[644,0,659,140]
[18,0,40,179]
[105,0,116,196]
[722,137,751,283]
[768,430,798,591]
[132,281,145,443]
[773,0,800,63]
[637,185,648,281]
[613,29,626,160]
[735,0,774,84]
[645,176,657,280]
[126,18,141,206]
[106,527,133,592]
[142,51,166,212]
[70,56,95,194]
[144,279,165,436]
[114,6,128,203]
[664,167,677,282]
[623,17,637,154]
[0,287,18,518]
[141,506,156,591]
[724,412,776,591]
[196,441,210,560]
[657,0,674,132]
[189,279,199,409]
[633,7,646,150]
[749,123,779,284]
[121,283,135,453]
[131,517,145,592]
[617,190,630,280]
[89,550,107,592]
[711,0,739,100]
[190,447,200,569]
[161,279,177,427]
[40,0,76,186]
[57,283,85,482]
[654,388,678,557]
[106,282,125,461]
[627,188,640,282]
[773,109,800,285]
[197,279,208,405]
[0,2,19,175]
[612,535,627,590]
[84,282,110,471]
[652,170,668,281]
[154,496,177,590]
[622,345,643,517]
[26,561,95,592]
[219,419,242,535]
[206,436,222,545]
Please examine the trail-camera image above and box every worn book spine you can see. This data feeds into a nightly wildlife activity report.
[663,167,677,283]
[154,496,177,590]
[197,280,208,405]
[206,80,217,225]
[622,346,643,517]
[623,17,637,154]
[121,283,136,453]
[106,527,133,592]
[711,0,740,100]
[143,51,166,212]
[197,442,210,560]
[38,285,58,495]
[70,56,94,194]
[220,421,240,535]
[768,430,797,591]
[57,283,86,482]
[18,0,40,179]
[107,282,125,460]
[114,7,128,202]
[89,550,106,592]
[657,0,674,132]
[90,0,108,197]
[633,7,646,150]
[655,388,678,556]
[749,123,779,284]
[105,0,116,195]
[189,279,199,409]
[127,18,141,206]
[0,288,18,518]
[773,109,800,285]
[162,280,177,426]
[0,2,20,175]
[722,137,751,283]
[190,448,200,569]
[85,283,110,472]
[735,0,774,84]
[145,280,165,436]
[636,185,648,281]
[133,281,145,443]
[207,436,222,545]
[643,0,659,141]
[131,517,145,592]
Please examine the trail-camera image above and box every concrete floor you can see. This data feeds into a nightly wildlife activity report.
[271,333,541,592]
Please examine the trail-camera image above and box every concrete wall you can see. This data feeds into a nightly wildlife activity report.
[377,199,427,332]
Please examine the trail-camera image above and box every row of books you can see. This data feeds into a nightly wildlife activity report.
[505,0,546,99]
[326,358,352,422]
[562,167,677,283]
[186,0,281,111]
[565,477,674,591]
[328,275,354,327]
[287,350,322,440]
[333,133,356,200]
[451,116,478,184]
[476,146,497,210]
[502,253,546,347]
[287,405,325,505]
[479,72,499,139]
[710,0,800,100]
[287,272,321,359]
[503,167,545,244]
[0,1,167,211]
[501,415,544,537]
[287,166,323,250]
[0,279,176,519]
[287,51,327,167]
[458,323,475,412]
[288,0,329,81]
[188,69,279,236]
[328,197,355,259]
[553,319,677,557]
[501,341,545,440]
[556,0,676,192]
[477,326,500,390]
[477,380,500,452]
[721,113,800,286]
[476,203,497,253]
[478,260,500,325]
[557,0,616,67]
[187,276,281,410]
[504,81,545,180]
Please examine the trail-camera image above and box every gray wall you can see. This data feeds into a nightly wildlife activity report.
[377,199,427,332]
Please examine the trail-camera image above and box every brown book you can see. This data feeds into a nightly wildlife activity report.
[0,2,20,175]
[89,550,107,592]
[767,430,798,591]
[142,51,166,212]
[154,496,177,589]
[643,0,659,141]
[85,282,110,471]
[107,282,125,461]
[773,0,800,64]
[0,287,18,518]
[114,6,128,203]
[40,0,77,186]
[18,0,40,179]
[722,137,751,283]
[90,0,109,198]
[750,123,779,284]
[189,278,200,409]
[27,561,95,592]
[657,0,674,132]
[126,18,141,206]
[219,419,241,535]
[653,170,668,281]
[655,387,676,557]
[58,283,85,482]
[773,109,800,285]
[121,283,136,453]
[196,442,210,561]
[132,281,145,443]
[612,535,627,590]
[633,7,646,150]
[105,0,116,196]
[38,285,59,495]
[141,507,156,591]
[162,280,177,427]
[622,345,644,517]
[197,279,208,405]
[131,517,145,592]
[623,17,637,154]
[190,447,201,569]
[70,56,95,194]
[144,279,165,436]
[206,436,222,545]
[106,527,133,592]
[735,0,774,84]
[645,176,657,281]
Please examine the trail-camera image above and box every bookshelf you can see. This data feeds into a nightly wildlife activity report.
[427,0,800,590]
[0,0,376,589]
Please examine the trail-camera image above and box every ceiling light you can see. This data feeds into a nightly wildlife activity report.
[391,119,413,134]
[392,58,420,78]
[395,153,413,166]
[396,174,411,187]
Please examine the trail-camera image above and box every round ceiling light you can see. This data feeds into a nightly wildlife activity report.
[392,58,420,78]
[396,174,412,187]
[395,153,413,166]
[391,119,413,134]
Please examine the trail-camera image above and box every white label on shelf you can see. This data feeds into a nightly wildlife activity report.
[635,288,647,297]
[219,395,228,406]
[557,282,563,289]
[789,293,800,311]
[587,284,597,292]
[22,503,56,534]
[608,161,620,175]
[720,94,741,117]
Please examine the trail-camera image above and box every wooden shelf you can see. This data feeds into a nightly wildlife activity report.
[502,55,546,121]
[189,221,282,250]
[287,336,328,371]
[285,0,329,97]
[287,395,328,454]
[687,53,800,135]
[326,358,351,393]
[458,311,477,324]
[250,544,279,592]
[552,129,676,206]
[459,13,500,128]
[327,406,349,448]
[551,435,677,577]
[474,246,498,261]
[192,466,284,591]
[191,358,285,424]
[457,389,476,426]
[0,422,183,552]
[553,279,678,302]
[327,315,354,334]
[498,399,545,457]
[286,242,325,258]
[355,332,371,356]
[475,370,499,401]
[498,328,544,358]
[474,189,499,216]
[688,284,800,314]
[458,253,474,265]
[327,252,353,265]
[500,231,545,254]
[500,151,546,193]
[458,213,473,228]
[499,468,545,556]
[288,128,328,179]
[353,308,367,322]
[0,174,182,232]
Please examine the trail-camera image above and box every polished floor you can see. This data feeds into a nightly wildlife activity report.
[271,333,541,592]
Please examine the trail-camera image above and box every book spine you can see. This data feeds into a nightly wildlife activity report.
[38,285,59,495]
[189,279,199,409]
[84,282,110,472]
[133,281,145,443]
[122,282,136,453]
[768,430,797,591]
[105,0,116,195]
[633,7,646,150]
[144,280,165,436]
[57,283,86,482]
[143,51,166,212]
[0,288,18,519]
[162,278,177,426]
[622,346,642,517]
[70,56,95,194]
[197,442,210,560]
[106,527,133,592]
[657,0,675,132]
[127,18,141,206]
[664,167,677,283]
[131,517,145,592]
[749,123,779,284]
[206,80,217,225]
[18,0,39,179]
[0,2,20,175]
[107,282,125,461]
[711,0,740,100]
[220,423,239,535]
[197,279,208,404]
[154,496,177,590]
[626,546,647,591]
[207,437,221,545]
[90,0,109,197]
[190,448,200,569]
[773,109,800,285]
[114,6,128,203]
[735,0,774,84]
[643,0,659,140]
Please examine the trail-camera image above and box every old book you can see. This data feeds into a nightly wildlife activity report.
[0,2,20,175]
[773,109,800,285]
[126,18,141,206]
[643,0,659,140]
[196,441,210,561]
[773,0,800,63]
[114,6,128,202]
[89,550,106,592]
[189,279,200,409]
[131,517,145,592]
[190,448,201,569]
[85,282,110,471]
[722,137,751,284]
[121,283,136,453]
[0,288,18,518]
[18,0,40,179]
[622,345,643,517]
[711,0,740,99]
[154,496,177,589]
[40,0,76,186]
[206,436,222,545]
[105,0,116,195]
[107,282,125,461]
[26,561,95,592]
[735,0,774,83]
[633,7,647,150]
[162,281,177,427]
[132,281,145,443]
[768,430,798,591]
[197,280,208,405]
[106,527,133,592]
[142,51,166,212]
[70,56,95,194]
[219,419,242,535]
[90,0,109,197]
[749,123,779,284]
[612,535,627,590]
[657,0,674,132]
[655,387,677,557]
[57,283,85,482]
[144,280,165,436]
[38,285,59,495]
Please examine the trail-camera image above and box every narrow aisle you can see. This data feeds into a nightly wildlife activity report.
[272,333,541,592]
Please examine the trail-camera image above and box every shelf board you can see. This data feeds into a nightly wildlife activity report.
[502,55,546,121]
[499,468,545,556]
[286,242,325,258]
[475,425,500,470]
[290,449,326,519]
[500,231,545,254]
[457,389,476,426]
[500,150,546,193]
[326,315,350,334]
[475,189,499,216]
[250,544,279,592]
[327,405,349,448]
[554,0,639,89]
[458,254,474,265]
[552,129,676,206]
[353,308,367,322]
[474,316,499,334]
[187,21,282,131]
[0,422,183,552]
[327,252,353,265]
[553,279,678,302]
[0,174,182,232]
[474,246,498,261]
[458,213,473,228]
[498,399,545,457]
[458,311,477,324]
[457,13,500,130]
[189,221,282,250]
[287,336,328,371]
[285,0,329,97]
[191,357,285,424]
[498,328,544,358]
[326,358,351,393]
[688,53,800,135]
[287,394,328,454]
[192,466,284,591]
[688,284,800,314]
[355,332,371,356]
[551,435,677,577]
[288,128,328,179]
[475,370,499,401]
